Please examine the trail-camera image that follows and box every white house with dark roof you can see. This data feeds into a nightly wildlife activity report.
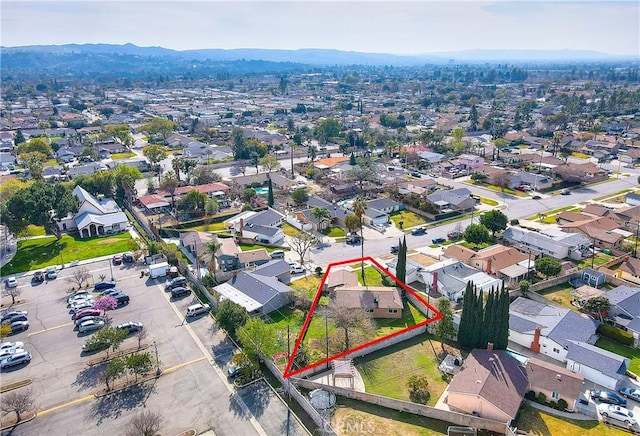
[241,223,284,245]
[565,340,630,390]
[503,226,591,260]
[508,297,599,363]
[604,285,640,347]
[213,260,292,314]
[57,186,130,238]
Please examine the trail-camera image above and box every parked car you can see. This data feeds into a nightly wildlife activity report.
[73,308,101,321]
[32,271,45,283]
[591,390,627,405]
[560,189,571,195]
[45,267,57,280]
[114,293,130,306]
[186,303,211,317]
[0,351,31,369]
[2,315,27,325]
[67,290,90,303]
[447,231,462,240]
[619,387,640,402]
[8,321,29,334]
[94,281,116,291]
[0,341,24,352]
[0,347,25,359]
[75,315,103,327]
[5,277,18,288]
[98,289,122,297]
[116,322,143,334]
[432,237,446,244]
[171,286,191,298]
[390,245,399,254]
[290,264,305,274]
[227,364,243,378]
[346,234,361,245]
[411,227,426,236]
[165,276,187,290]
[78,319,105,333]
[112,254,123,265]
[122,252,134,263]
[70,300,95,313]
[1,311,28,323]
[270,250,285,259]
[598,404,636,425]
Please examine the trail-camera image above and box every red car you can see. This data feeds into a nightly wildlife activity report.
[73,308,101,321]
[112,254,123,265]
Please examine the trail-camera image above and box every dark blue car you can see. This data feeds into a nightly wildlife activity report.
[591,390,627,406]
[94,281,116,291]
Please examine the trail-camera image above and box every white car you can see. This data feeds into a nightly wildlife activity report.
[78,319,105,333]
[0,341,24,352]
[598,404,636,425]
[0,347,26,360]
[5,277,18,288]
[290,264,305,274]
[70,300,95,313]
[67,290,90,304]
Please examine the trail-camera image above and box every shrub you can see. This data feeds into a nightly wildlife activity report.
[537,392,547,404]
[315,266,323,277]
[557,398,568,411]
[599,323,634,346]
[407,375,431,404]
[524,390,536,401]
[510,219,519,225]
[549,400,558,409]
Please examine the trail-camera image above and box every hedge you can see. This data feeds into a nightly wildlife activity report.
[599,323,634,346]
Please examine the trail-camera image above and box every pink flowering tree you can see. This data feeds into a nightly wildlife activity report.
[93,296,117,316]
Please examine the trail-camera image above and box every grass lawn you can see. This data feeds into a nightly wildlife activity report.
[283,222,304,237]
[290,275,323,299]
[20,225,46,237]
[323,226,345,238]
[356,265,390,287]
[536,283,575,310]
[575,253,615,269]
[0,233,136,275]
[466,180,529,197]
[182,222,226,232]
[238,243,281,253]
[514,403,626,436]
[332,397,449,436]
[389,211,427,229]
[355,334,450,406]
[480,197,499,206]
[571,152,591,159]
[596,337,640,375]
[110,151,137,160]
[375,302,429,338]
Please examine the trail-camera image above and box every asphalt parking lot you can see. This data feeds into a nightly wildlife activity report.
[1,259,309,435]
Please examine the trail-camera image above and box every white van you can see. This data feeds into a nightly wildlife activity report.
[186,303,211,317]
[270,250,285,259]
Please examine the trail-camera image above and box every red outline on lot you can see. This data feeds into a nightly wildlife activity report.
[283,256,442,378]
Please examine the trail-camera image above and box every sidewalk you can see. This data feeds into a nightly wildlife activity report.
[525,399,595,421]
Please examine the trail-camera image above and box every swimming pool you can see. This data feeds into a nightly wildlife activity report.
[254,187,269,195]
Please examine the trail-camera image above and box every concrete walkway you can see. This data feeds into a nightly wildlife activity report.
[525,399,596,420]
[306,367,366,392]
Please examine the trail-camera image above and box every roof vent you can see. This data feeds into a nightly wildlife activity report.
[556,374,562,381]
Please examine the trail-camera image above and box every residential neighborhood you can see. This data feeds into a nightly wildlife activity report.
[1,37,640,436]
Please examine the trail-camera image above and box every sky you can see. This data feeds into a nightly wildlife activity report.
[1,1,639,56]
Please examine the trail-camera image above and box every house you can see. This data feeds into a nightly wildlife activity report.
[213,262,292,314]
[418,258,503,303]
[446,349,529,423]
[502,226,591,260]
[57,185,130,238]
[508,171,553,191]
[565,340,630,390]
[324,268,360,292]
[555,211,594,225]
[217,238,242,271]
[366,198,403,214]
[157,182,231,201]
[67,162,106,179]
[508,297,599,363]
[105,157,150,172]
[626,193,640,207]
[458,154,485,169]
[555,162,608,184]
[604,285,640,347]
[241,223,284,245]
[445,244,529,275]
[620,257,640,285]
[137,194,171,214]
[230,172,271,189]
[425,188,475,214]
[243,208,285,228]
[619,148,640,167]
[524,358,584,412]
[333,286,403,319]
[608,206,640,230]
[560,216,629,250]
[583,140,620,158]
[313,156,350,172]
[179,231,217,263]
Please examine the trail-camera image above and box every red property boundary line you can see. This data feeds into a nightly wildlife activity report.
[283,256,442,378]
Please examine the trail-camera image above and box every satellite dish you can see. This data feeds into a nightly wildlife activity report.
[309,389,336,410]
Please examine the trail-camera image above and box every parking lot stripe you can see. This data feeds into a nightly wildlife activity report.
[28,322,74,336]
[162,356,206,375]
[37,394,94,417]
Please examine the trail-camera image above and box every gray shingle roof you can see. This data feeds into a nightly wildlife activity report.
[245,209,284,227]
[566,340,630,376]
[606,285,640,317]
[253,260,290,277]
[244,223,280,237]
[366,198,400,211]
[224,271,291,305]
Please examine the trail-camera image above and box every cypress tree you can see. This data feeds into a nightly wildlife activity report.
[349,152,356,166]
[495,284,510,350]
[471,286,484,348]
[396,236,407,286]
[458,281,474,349]
[482,287,495,349]
[267,178,274,207]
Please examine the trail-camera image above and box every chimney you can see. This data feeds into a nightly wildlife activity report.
[487,342,494,351]
[486,258,492,274]
[239,218,244,234]
[530,326,541,353]
[432,272,438,294]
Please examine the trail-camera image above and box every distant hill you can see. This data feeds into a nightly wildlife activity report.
[2,43,633,65]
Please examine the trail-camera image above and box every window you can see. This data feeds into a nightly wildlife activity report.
[553,347,560,353]
[112,223,120,230]
[551,391,559,400]
[365,309,374,313]
[388,309,398,314]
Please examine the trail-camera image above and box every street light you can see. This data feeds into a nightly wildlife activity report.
[108,257,114,281]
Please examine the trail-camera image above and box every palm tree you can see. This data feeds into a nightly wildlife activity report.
[352,195,368,283]
[205,240,222,281]
[311,206,331,231]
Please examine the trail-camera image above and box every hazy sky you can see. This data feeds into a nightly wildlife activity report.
[2,1,639,55]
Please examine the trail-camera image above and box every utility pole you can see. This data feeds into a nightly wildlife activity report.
[154,340,161,376]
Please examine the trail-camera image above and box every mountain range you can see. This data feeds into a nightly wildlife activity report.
[1,43,633,65]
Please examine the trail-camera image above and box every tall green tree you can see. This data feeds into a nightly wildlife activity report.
[457,282,475,349]
[143,144,168,169]
[464,223,490,245]
[237,318,279,364]
[535,257,562,279]
[267,178,274,207]
[435,299,456,352]
[215,299,248,339]
[495,284,510,350]
[352,195,368,281]
[140,117,176,143]
[479,210,508,237]
[396,236,407,285]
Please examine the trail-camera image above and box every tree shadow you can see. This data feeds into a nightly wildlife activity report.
[235,380,272,418]
[85,381,157,426]
[211,340,236,368]
[72,363,105,392]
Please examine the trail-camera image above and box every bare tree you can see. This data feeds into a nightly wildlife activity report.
[326,300,376,352]
[5,287,22,305]
[124,410,164,436]
[289,232,317,265]
[136,328,148,350]
[0,389,35,422]
[65,267,91,289]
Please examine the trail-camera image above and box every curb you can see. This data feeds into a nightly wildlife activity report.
[0,378,32,393]
[86,343,151,367]
[0,411,37,431]
[93,372,162,398]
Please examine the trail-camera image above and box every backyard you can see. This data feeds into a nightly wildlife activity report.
[389,211,427,229]
[596,337,640,375]
[1,232,137,275]
[515,403,627,436]
[575,253,615,269]
[535,283,576,310]
[354,334,452,406]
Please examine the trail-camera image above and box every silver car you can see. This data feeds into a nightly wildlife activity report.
[0,341,24,351]
[0,351,31,369]
[78,319,105,333]
[75,315,102,327]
